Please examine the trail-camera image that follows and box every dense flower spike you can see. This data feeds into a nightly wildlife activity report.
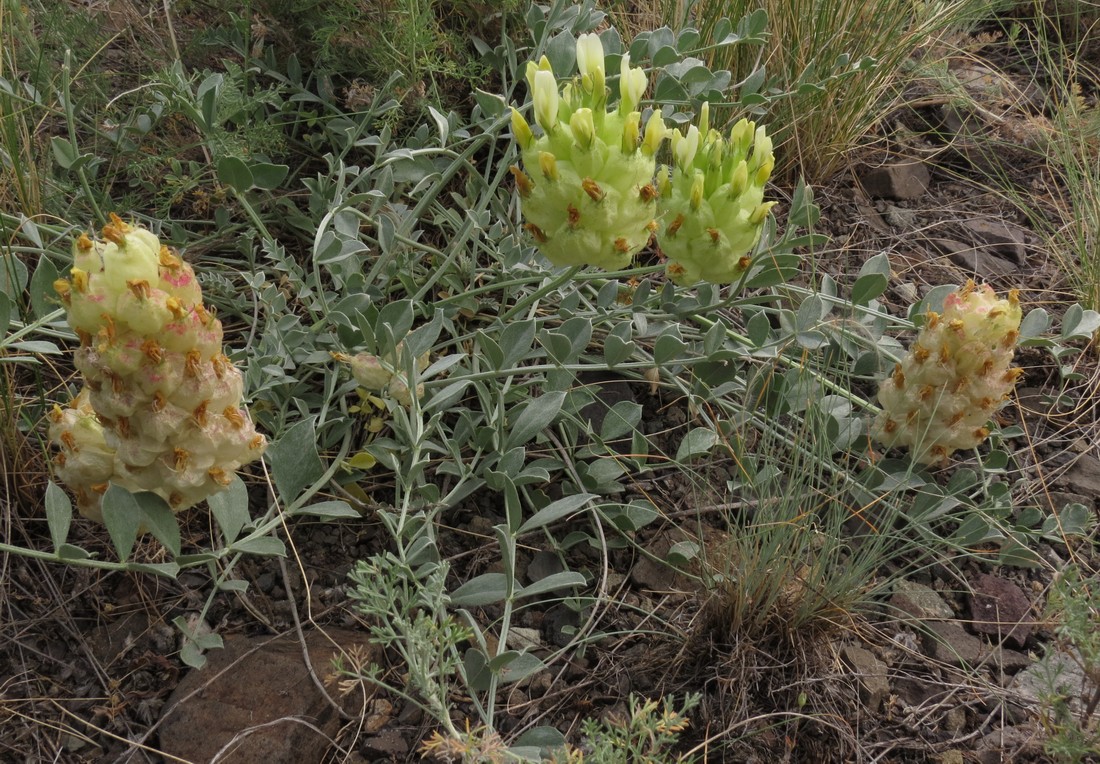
[873,281,1023,464]
[333,343,430,407]
[658,103,777,286]
[50,214,266,522]
[510,34,667,270]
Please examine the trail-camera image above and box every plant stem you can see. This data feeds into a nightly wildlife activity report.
[61,49,105,225]
[500,265,582,321]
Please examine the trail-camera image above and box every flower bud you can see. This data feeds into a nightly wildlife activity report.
[538,151,559,181]
[621,110,641,153]
[729,118,753,157]
[619,54,647,114]
[749,201,777,225]
[749,127,773,173]
[511,108,534,150]
[642,111,667,156]
[672,125,700,170]
[571,107,595,150]
[526,56,553,92]
[532,69,559,133]
[576,33,606,95]
[689,171,705,211]
[728,160,749,199]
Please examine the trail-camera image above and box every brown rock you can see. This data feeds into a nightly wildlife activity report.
[921,621,1031,672]
[88,612,152,667]
[968,573,1035,648]
[893,676,938,707]
[855,201,891,233]
[360,728,409,760]
[993,646,1034,674]
[158,627,376,764]
[860,161,931,200]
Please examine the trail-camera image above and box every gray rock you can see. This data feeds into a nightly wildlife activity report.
[860,162,931,200]
[894,282,920,305]
[1063,454,1100,498]
[840,644,890,709]
[958,218,1028,266]
[1010,647,1090,714]
[575,371,639,453]
[975,724,1043,762]
[1014,387,1048,414]
[158,627,375,764]
[932,238,1017,277]
[883,204,919,229]
[891,579,954,620]
[921,621,1031,672]
[542,604,580,648]
[944,707,967,734]
[508,627,543,652]
[1034,490,1094,515]
[923,620,988,666]
[939,748,965,764]
[525,550,565,586]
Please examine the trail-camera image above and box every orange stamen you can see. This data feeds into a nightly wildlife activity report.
[192,401,209,427]
[524,223,548,243]
[141,340,163,364]
[509,165,534,197]
[567,204,581,227]
[223,407,245,428]
[184,349,202,377]
[127,279,151,300]
[173,447,189,471]
[581,177,605,202]
[666,214,684,237]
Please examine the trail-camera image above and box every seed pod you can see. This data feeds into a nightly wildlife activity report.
[333,342,430,406]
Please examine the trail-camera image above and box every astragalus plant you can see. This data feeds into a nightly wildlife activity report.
[49,215,265,521]
[510,32,667,270]
[658,102,777,286]
[873,281,1022,464]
